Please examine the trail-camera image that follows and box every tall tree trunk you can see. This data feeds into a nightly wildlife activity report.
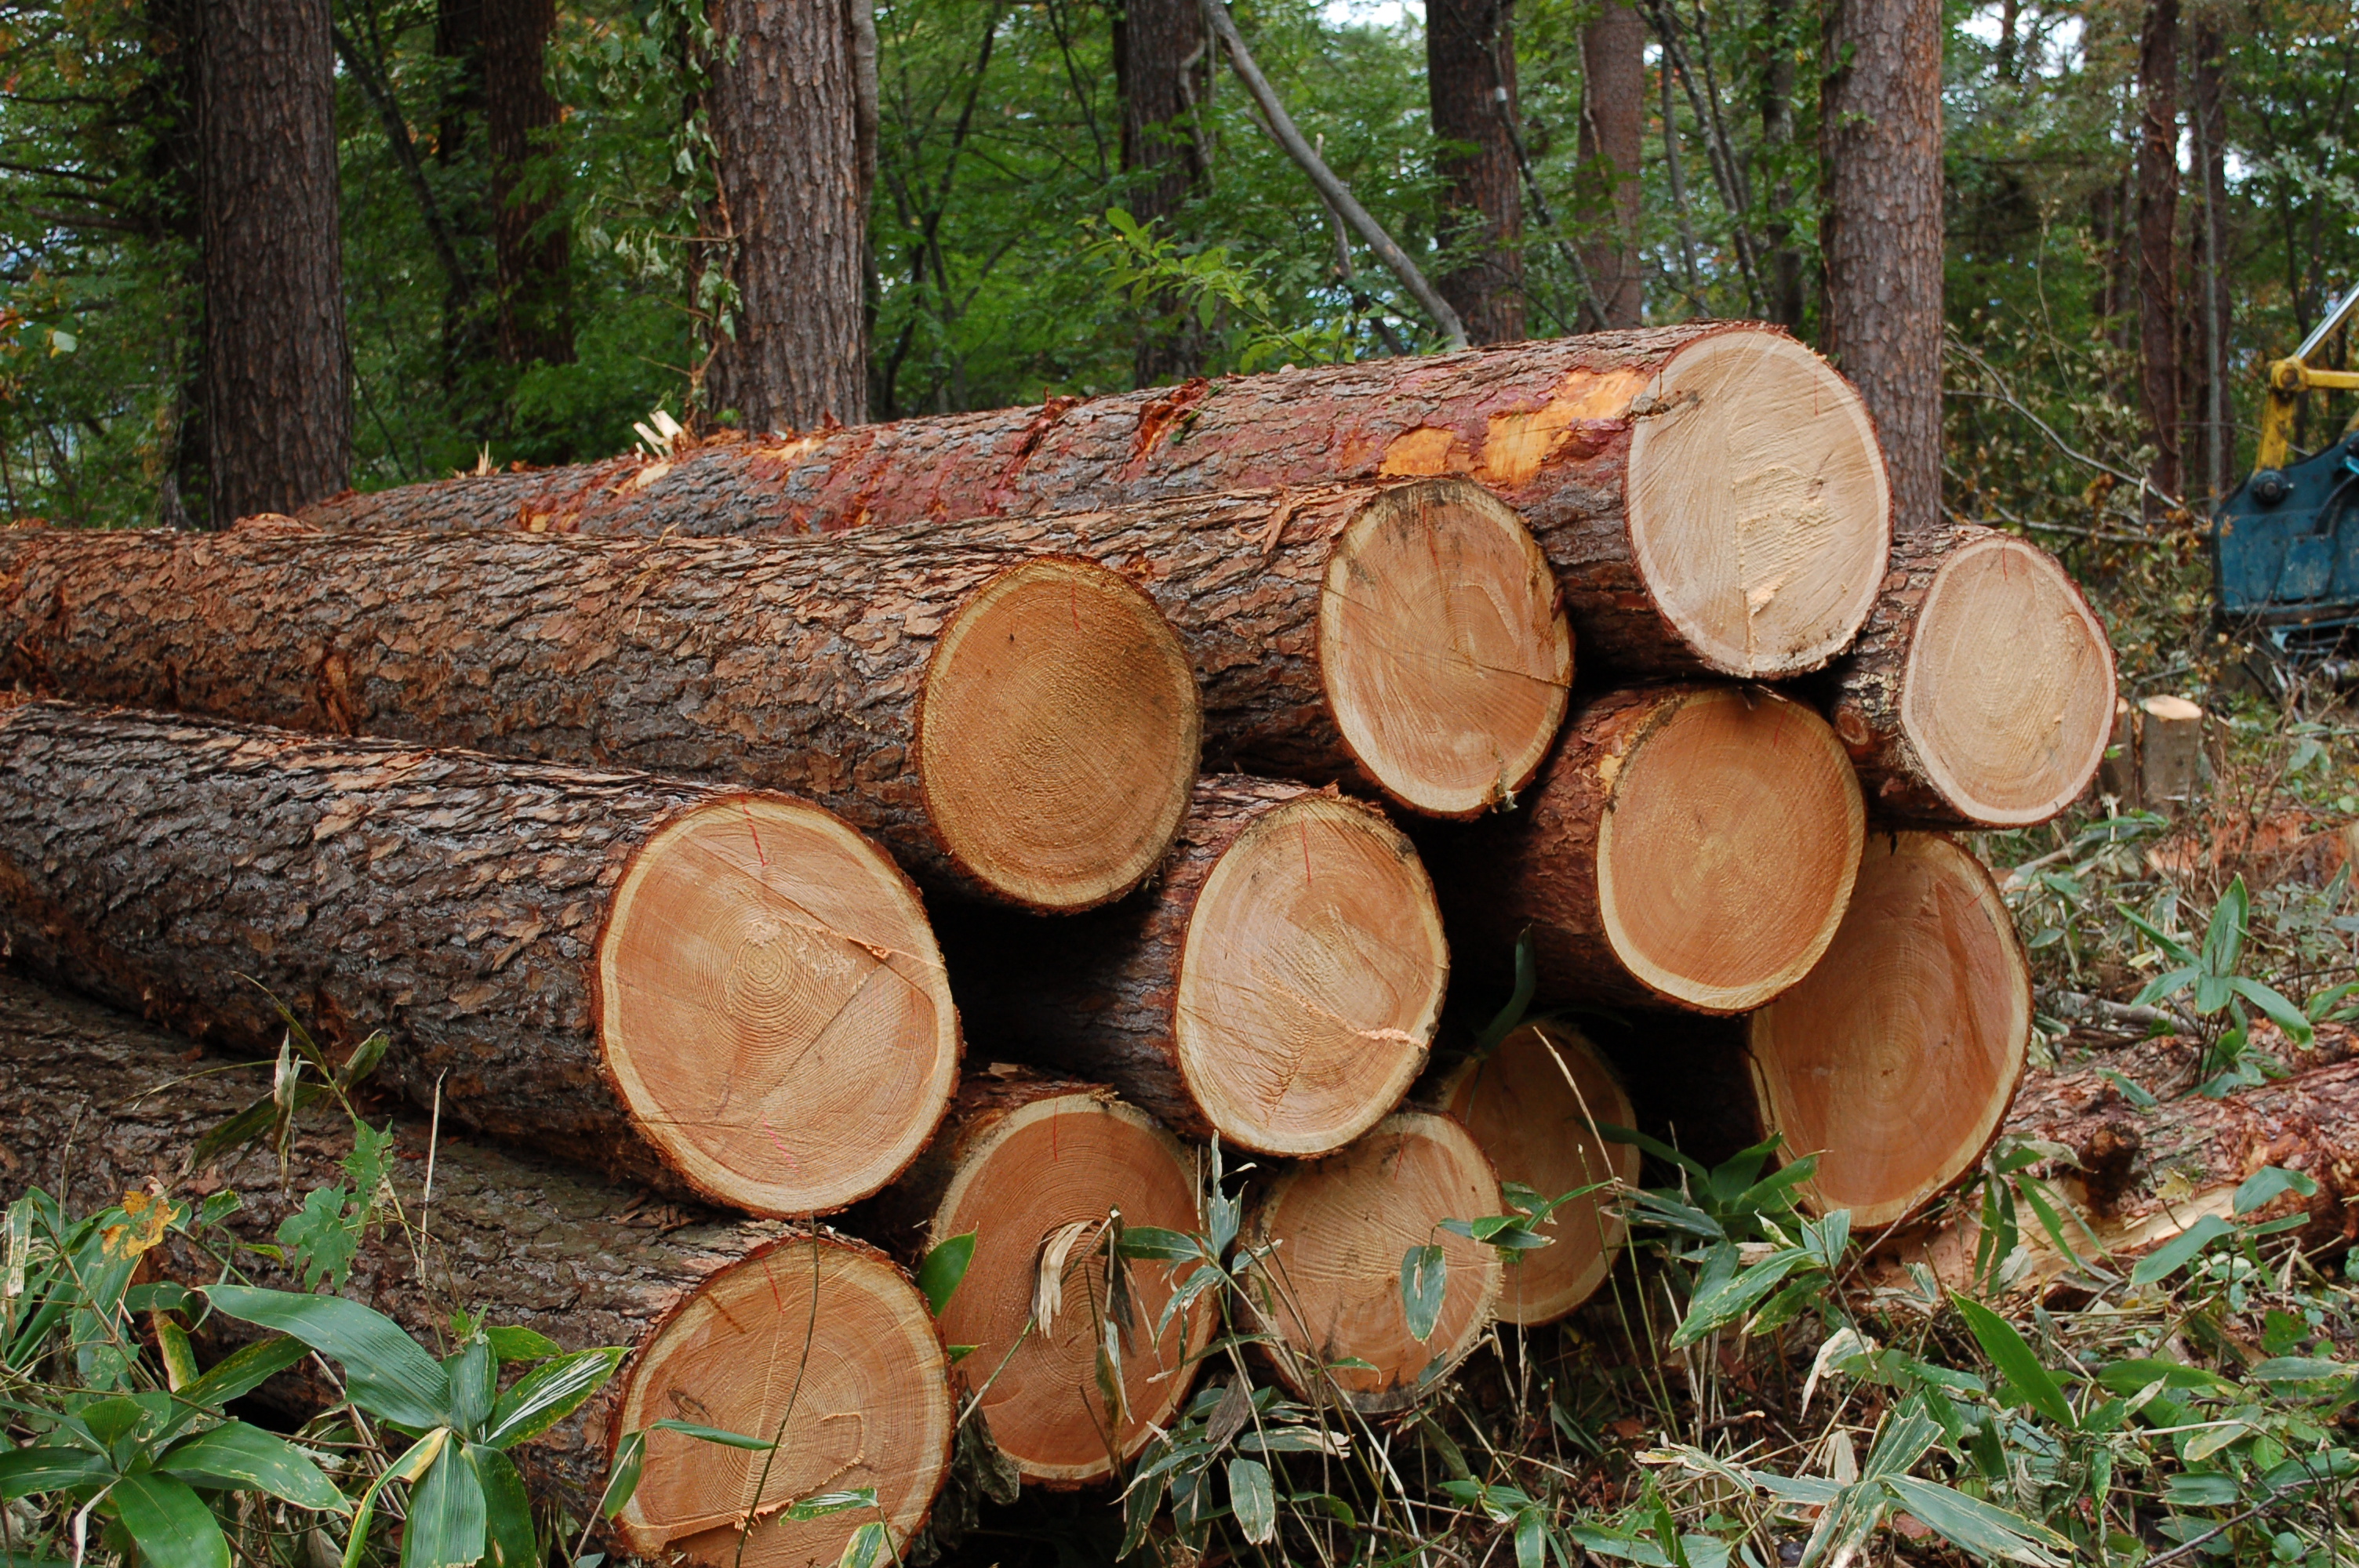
[2135,0,2182,513]
[431,0,493,396]
[2190,11,2229,501]
[1427,0,1525,343]
[133,0,206,525]
[699,0,870,432]
[485,0,572,366]
[1757,0,1805,328]
[1573,0,1645,327]
[1115,0,1209,382]
[1819,0,1943,527]
[198,0,351,522]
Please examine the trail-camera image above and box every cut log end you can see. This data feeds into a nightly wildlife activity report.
[1597,688,1865,1012]
[1318,480,1572,817]
[1250,1111,1501,1412]
[1897,533,2116,825]
[1627,331,1890,678]
[597,795,961,1217]
[1437,1023,1638,1325]
[1748,832,2031,1229]
[919,557,1202,912]
[612,1233,954,1568]
[930,1093,1210,1486]
[1176,793,1448,1156]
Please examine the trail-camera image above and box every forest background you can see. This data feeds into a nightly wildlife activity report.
[0,0,2354,564]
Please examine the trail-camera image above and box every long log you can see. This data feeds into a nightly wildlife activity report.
[0,702,962,1218]
[933,776,1449,1159]
[0,972,956,1568]
[1430,1022,1638,1325]
[1747,831,2031,1229]
[1826,523,2115,827]
[862,1073,1212,1486]
[1416,684,1866,1013]
[1245,1111,1502,1412]
[0,522,1201,912]
[294,326,1891,679]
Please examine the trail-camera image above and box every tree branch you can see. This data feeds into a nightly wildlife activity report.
[1196,0,1467,349]
[329,24,471,302]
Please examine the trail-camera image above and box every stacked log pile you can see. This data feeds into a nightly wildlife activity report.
[0,322,2120,1558]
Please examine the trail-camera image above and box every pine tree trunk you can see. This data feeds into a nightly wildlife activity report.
[0,973,954,1565]
[295,325,1892,681]
[2189,16,2230,502]
[0,523,1203,913]
[1824,522,2116,826]
[934,776,1448,1159]
[1427,0,1525,343]
[1820,0,1943,527]
[1573,0,1645,328]
[0,702,962,1218]
[1116,0,1209,383]
[700,0,870,430]
[1757,0,1805,329]
[199,0,351,522]
[2135,0,2181,513]
[485,0,572,367]
[1415,685,1865,1014]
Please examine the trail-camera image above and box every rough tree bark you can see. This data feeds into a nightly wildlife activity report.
[1428,0,1525,343]
[0,974,955,1566]
[2189,13,2230,502]
[0,702,962,1218]
[1574,0,1646,328]
[2135,0,2181,511]
[700,0,870,430]
[933,776,1448,1158]
[1820,0,1943,526]
[485,0,572,366]
[199,0,351,522]
[1116,0,1210,382]
[0,521,1204,911]
[294,325,1891,681]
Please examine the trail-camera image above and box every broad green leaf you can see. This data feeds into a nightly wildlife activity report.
[1401,1243,1446,1341]
[916,1232,976,1314]
[1114,1225,1200,1264]
[482,1347,626,1449]
[110,1472,232,1568]
[204,1285,452,1431]
[837,1522,890,1568]
[2131,964,2202,1008]
[1227,1456,1276,1544]
[600,1431,646,1520]
[1952,1296,2076,1428]
[784,1487,878,1520]
[2234,1166,2320,1215]
[1673,1248,1808,1347]
[485,1326,562,1365]
[172,1335,309,1414]
[2201,878,2249,977]
[2163,1472,2240,1506]
[158,1421,347,1510]
[2226,977,2314,1046]
[1881,1475,2067,1566]
[1514,1507,1547,1568]
[2130,1214,2236,1286]
[2097,1358,2237,1394]
[0,1446,110,1499]
[467,1444,538,1568]
[446,1338,496,1436]
[2249,1357,2348,1384]
[647,1417,775,1450]
[402,1441,489,1568]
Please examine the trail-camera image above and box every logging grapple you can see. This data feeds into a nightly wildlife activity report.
[2212,279,2359,666]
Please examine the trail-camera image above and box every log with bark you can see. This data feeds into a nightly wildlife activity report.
[0,702,962,1218]
[863,1073,1212,1486]
[0,522,1202,913]
[1747,831,2031,1229]
[0,481,1563,826]
[0,972,956,1568]
[933,776,1449,1159]
[1826,522,2115,827]
[294,325,1892,680]
[1245,1111,1502,1412]
[1416,684,1866,1013]
[1430,1022,1638,1324]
